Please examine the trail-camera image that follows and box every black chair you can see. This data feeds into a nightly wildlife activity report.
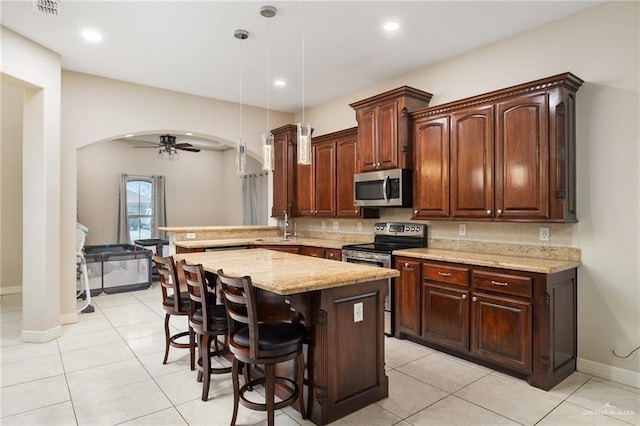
[152,255,195,369]
[177,261,232,401]
[217,268,306,426]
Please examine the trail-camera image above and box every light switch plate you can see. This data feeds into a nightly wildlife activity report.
[459,224,467,237]
[539,227,550,241]
[186,233,196,239]
[332,221,339,230]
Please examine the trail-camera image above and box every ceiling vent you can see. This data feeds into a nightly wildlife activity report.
[33,0,61,16]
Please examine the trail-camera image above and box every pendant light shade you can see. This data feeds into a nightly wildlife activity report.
[297,123,311,165]
[237,140,247,175]
[262,132,274,171]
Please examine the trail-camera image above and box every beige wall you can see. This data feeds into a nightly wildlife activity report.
[77,140,263,244]
[0,82,24,292]
[299,1,640,382]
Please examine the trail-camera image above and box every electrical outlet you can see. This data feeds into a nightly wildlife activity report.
[357,222,363,231]
[321,221,326,229]
[459,224,467,237]
[539,227,550,241]
[354,302,363,322]
[186,233,196,239]
[332,221,339,230]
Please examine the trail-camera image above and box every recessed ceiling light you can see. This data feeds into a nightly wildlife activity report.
[124,134,134,138]
[274,80,286,87]
[185,132,193,135]
[81,29,102,42]
[383,22,400,32]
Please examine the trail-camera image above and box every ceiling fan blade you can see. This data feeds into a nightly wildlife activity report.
[174,142,194,148]
[176,146,201,152]
[133,145,161,148]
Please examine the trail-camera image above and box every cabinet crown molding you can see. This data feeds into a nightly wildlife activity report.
[410,72,583,119]
[350,86,433,110]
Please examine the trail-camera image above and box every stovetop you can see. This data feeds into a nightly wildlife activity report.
[342,222,427,254]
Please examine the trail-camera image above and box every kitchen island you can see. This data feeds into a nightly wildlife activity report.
[175,248,399,425]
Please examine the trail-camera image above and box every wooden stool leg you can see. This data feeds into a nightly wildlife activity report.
[231,357,241,426]
[162,313,171,364]
[196,334,204,383]
[189,327,195,371]
[297,351,307,420]
[265,364,276,426]
[201,334,211,401]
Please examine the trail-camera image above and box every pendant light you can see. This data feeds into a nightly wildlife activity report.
[297,1,312,165]
[261,5,276,171]
[235,29,249,175]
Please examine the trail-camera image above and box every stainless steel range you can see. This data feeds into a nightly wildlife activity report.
[342,222,427,336]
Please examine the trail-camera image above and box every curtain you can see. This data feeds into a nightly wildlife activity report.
[152,175,167,239]
[242,173,268,225]
[117,173,130,244]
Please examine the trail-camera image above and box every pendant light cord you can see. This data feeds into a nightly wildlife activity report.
[266,15,270,131]
[301,0,305,126]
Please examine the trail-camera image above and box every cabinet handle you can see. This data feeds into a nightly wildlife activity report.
[437,272,451,277]
[414,209,418,214]
[491,280,508,286]
[486,209,492,215]
[472,296,478,302]
[404,262,410,268]
[462,294,467,300]
[497,209,503,215]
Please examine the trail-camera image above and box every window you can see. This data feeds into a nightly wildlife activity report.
[126,178,154,243]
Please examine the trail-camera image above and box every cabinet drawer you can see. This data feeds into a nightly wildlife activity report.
[423,262,469,287]
[472,270,532,298]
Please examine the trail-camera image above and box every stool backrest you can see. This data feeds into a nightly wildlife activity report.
[177,261,212,330]
[152,255,184,312]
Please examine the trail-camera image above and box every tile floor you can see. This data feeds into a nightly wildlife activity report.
[1,284,638,425]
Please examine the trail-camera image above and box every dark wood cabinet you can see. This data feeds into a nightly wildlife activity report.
[394,258,421,336]
[411,73,582,222]
[300,246,325,258]
[260,245,300,254]
[295,127,360,218]
[412,115,450,218]
[394,256,577,391]
[335,129,360,217]
[296,140,336,216]
[324,248,342,261]
[271,125,297,218]
[351,87,432,172]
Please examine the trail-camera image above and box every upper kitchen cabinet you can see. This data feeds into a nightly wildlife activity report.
[350,87,433,172]
[411,73,583,223]
[271,124,297,218]
[295,127,361,218]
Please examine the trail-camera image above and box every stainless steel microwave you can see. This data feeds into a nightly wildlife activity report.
[354,168,412,207]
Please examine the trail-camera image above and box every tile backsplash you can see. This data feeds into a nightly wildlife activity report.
[290,208,579,259]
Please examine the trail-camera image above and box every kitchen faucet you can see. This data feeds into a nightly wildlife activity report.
[283,212,292,239]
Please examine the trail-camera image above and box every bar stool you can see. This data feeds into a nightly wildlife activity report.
[217,268,306,426]
[177,261,232,401]
[152,255,195,369]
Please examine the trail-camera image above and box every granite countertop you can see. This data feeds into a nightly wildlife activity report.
[158,225,278,233]
[175,248,398,295]
[393,247,580,274]
[175,237,360,250]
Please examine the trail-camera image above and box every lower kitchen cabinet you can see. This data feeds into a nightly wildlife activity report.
[394,256,577,391]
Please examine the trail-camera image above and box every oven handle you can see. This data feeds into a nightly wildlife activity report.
[382,175,389,204]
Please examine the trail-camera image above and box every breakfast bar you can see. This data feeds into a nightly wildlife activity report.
[175,248,399,425]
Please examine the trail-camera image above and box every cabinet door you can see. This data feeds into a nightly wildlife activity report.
[357,107,378,172]
[471,292,532,372]
[295,162,314,216]
[314,141,336,216]
[495,93,549,219]
[422,283,469,351]
[272,127,296,217]
[412,116,450,218]
[377,100,399,170]
[394,258,421,336]
[336,135,360,217]
[451,105,494,218]
[261,245,301,254]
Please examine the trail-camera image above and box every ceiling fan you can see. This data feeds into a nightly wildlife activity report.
[134,134,201,153]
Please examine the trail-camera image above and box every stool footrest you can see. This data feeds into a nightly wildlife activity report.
[238,376,299,412]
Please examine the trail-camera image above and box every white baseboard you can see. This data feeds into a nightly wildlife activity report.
[21,325,63,343]
[578,357,640,389]
[0,286,22,296]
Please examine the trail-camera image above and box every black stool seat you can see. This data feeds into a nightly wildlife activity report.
[192,305,227,323]
[234,323,304,351]
[164,292,189,306]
